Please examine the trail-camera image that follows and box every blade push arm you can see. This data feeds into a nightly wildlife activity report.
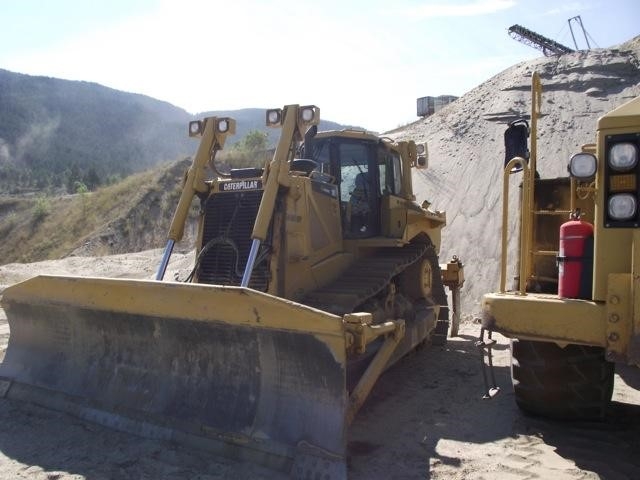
[156,117,236,280]
[241,105,319,287]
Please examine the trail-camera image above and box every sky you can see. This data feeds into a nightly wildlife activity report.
[1,0,638,132]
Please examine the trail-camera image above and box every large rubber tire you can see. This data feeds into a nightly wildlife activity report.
[511,339,615,420]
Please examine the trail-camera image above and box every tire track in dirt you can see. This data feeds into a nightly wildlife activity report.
[485,435,595,480]
[515,402,640,480]
[348,323,640,480]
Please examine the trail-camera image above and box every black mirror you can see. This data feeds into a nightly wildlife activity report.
[303,125,318,159]
[291,158,318,175]
[504,119,529,173]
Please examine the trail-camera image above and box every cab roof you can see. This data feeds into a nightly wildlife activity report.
[598,95,640,131]
[314,128,383,143]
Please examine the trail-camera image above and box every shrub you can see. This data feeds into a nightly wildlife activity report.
[32,196,50,222]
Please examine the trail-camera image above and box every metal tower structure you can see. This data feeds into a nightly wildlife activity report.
[568,15,596,50]
[508,24,575,56]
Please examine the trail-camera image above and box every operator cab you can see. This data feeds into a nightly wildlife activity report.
[307,132,405,239]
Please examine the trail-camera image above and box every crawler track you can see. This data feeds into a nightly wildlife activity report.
[303,243,428,315]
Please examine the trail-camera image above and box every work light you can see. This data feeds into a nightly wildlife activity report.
[300,107,315,122]
[266,109,282,126]
[188,120,203,137]
[569,153,597,180]
[609,142,638,172]
[217,119,229,133]
[608,193,637,220]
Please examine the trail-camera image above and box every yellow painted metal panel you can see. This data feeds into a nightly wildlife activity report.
[482,292,607,345]
[2,276,345,353]
[605,273,632,361]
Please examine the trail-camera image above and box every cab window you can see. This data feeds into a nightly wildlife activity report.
[378,149,402,196]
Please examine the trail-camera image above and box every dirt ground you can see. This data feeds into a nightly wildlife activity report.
[0,253,639,479]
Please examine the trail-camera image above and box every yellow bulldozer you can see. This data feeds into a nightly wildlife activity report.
[0,105,463,478]
[480,73,640,419]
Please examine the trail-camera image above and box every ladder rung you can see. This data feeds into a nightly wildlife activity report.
[529,275,558,283]
[534,210,572,216]
[532,250,559,256]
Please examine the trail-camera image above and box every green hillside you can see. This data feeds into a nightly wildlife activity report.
[0,69,358,262]
[0,69,352,195]
[0,69,193,193]
[0,158,193,263]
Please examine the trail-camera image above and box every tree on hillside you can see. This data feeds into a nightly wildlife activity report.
[237,130,268,152]
[217,130,272,170]
[84,167,100,190]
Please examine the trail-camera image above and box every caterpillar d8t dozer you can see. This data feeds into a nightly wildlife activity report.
[0,105,463,479]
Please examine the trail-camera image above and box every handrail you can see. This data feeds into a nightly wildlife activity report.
[501,157,531,293]
[498,72,543,294]
[529,72,541,179]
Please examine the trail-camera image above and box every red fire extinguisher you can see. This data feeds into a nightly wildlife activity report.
[557,210,594,299]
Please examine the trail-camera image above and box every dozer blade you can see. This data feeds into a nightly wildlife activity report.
[0,275,348,479]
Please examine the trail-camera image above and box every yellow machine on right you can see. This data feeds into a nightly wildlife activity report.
[481,72,640,419]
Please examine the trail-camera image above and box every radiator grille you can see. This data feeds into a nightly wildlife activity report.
[198,190,270,291]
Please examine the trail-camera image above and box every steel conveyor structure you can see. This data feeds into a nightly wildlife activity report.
[508,24,574,56]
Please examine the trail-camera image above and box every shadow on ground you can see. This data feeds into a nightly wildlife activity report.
[347,328,640,479]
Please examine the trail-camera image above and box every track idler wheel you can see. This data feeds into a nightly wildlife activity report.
[399,245,449,345]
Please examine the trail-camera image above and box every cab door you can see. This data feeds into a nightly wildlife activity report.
[336,140,380,239]
[379,149,406,238]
